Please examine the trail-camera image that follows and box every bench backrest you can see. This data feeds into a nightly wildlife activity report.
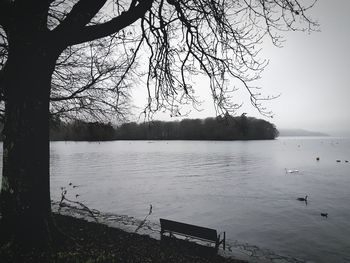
[160,218,217,242]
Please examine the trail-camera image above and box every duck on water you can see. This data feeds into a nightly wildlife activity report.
[297,195,308,202]
[285,168,299,174]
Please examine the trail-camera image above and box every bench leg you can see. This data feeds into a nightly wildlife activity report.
[223,232,226,250]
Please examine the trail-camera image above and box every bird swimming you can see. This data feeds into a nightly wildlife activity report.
[285,168,299,174]
[297,195,308,202]
[321,213,328,218]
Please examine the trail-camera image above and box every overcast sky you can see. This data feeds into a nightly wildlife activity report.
[131,1,350,137]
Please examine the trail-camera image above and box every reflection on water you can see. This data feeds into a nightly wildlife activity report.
[1,138,350,262]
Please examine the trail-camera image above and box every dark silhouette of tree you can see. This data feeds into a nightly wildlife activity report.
[0,0,316,252]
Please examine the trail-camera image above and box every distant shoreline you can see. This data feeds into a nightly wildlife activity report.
[49,138,277,142]
[277,129,329,137]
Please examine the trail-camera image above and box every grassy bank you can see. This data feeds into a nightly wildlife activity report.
[1,214,247,263]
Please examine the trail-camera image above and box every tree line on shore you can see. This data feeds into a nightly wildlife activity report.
[48,114,279,141]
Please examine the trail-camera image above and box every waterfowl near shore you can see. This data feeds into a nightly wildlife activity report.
[297,195,308,202]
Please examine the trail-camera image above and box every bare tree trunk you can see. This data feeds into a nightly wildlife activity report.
[0,46,58,250]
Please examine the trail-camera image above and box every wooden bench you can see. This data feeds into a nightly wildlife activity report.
[160,218,225,252]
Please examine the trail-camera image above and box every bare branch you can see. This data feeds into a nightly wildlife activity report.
[2,0,318,123]
[61,0,154,46]
[50,35,135,121]
[136,0,318,118]
[54,0,107,33]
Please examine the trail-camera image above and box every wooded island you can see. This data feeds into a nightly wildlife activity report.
[49,115,279,141]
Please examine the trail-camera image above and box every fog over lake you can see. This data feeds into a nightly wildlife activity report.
[1,137,349,262]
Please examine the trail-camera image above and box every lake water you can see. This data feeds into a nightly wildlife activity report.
[1,137,350,262]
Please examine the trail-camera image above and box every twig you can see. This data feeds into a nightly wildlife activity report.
[135,204,153,233]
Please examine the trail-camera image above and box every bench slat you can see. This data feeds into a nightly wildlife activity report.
[160,218,217,241]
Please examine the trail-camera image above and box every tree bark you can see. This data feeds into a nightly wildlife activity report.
[0,43,58,250]
[0,0,153,253]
